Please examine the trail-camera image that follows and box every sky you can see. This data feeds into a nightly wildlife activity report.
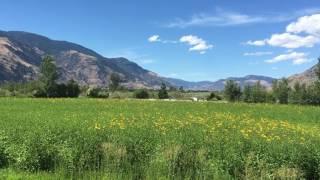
[1,0,320,81]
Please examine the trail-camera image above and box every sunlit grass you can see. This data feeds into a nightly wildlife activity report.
[0,98,319,179]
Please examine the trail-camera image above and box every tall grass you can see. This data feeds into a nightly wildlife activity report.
[0,98,319,179]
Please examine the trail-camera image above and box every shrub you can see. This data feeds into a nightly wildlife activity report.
[158,83,169,99]
[33,88,47,98]
[134,89,150,99]
[207,92,222,101]
[66,80,81,98]
[56,84,68,97]
[87,88,109,98]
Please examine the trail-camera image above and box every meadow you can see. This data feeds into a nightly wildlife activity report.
[0,98,320,179]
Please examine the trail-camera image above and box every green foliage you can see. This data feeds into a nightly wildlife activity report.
[109,73,121,92]
[134,89,150,99]
[0,99,320,179]
[316,57,320,81]
[158,83,169,99]
[272,78,290,104]
[252,81,267,103]
[242,82,267,103]
[0,81,40,97]
[66,80,80,98]
[87,88,109,98]
[289,82,308,104]
[242,84,253,103]
[39,56,58,97]
[207,92,222,101]
[35,56,80,98]
[179,86,184,92]
[224,80,241,102]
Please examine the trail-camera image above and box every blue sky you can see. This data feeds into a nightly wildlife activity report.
[1,0,320,81]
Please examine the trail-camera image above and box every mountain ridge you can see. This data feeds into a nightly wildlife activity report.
[2,30,313,91]
[165,75,275,91]
[0,30,166,89]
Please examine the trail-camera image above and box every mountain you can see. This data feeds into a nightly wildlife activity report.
[0,30,165,88]
[165,75,275,91]
[288,64,318,86]
[0,30,277,90]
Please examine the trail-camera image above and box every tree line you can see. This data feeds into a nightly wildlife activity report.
[1,55,320,103]
[224,58,320,105]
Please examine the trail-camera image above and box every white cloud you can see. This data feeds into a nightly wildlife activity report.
[180,35,213,54]
[165,8,320,28]
[267,33,319,48]
[244,51,273,56]
[148,35,161,42]
[286,14,320,36]
[167,11,265,28]
[148,35,177,44]
[266,52,310,65]
[247,13,320,49]
[246,40,266,46]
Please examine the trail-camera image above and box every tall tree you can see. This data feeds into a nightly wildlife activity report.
[242,84,253,103]
[316,57,320,81]
[109,73,121,92]
[252,81,267,103]
[179,86,185,92]
[273,78,290,104]
[158,83,169,99]
[66,79,80,97]
[39,56,58,97]
[289,82,301,104]
[224,80,241,102]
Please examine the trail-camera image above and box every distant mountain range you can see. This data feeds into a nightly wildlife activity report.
[0,30,317,90]
[165,75,275,91]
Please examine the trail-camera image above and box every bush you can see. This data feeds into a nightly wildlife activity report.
[134,89,150,99]
[56,84,68,97]
[207,92,222,101]
[33,81,80,98]
[66,80,80,98]
[0,89,10,97]
[33,88,47,98]
[158,83,169,99]
[87,88,109,98]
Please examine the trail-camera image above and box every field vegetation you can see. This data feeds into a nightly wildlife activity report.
[0,98,320,179]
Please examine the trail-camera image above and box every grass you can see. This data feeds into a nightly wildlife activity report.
[0,98,320,179]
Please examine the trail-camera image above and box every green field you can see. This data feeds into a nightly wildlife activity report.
[0,98,320,179]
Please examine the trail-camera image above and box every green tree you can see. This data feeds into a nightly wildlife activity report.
[252,81,267,103]
[66,79,80,98]
[224,80,241,102]
[39,56,58,97]
[273,78,290,104]
[134,89,150,99]
[242,84,253,103]
[316,57,320,81]
[289,82,308,104]
[305,58,320,105]
[207,92,222,101]
[109,73,121,92]
[179,86,185,92]
[158,83,169,99]
[306,84,320,105]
